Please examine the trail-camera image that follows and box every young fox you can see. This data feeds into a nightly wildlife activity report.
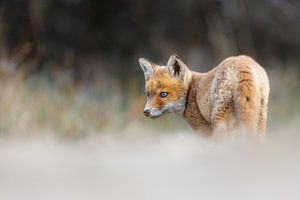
[139,54,270,138]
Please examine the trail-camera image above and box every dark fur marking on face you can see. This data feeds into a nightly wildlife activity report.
[156,80,163,88]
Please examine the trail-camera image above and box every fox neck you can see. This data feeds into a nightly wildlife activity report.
[182,72,211,133]
[172,70,193,115]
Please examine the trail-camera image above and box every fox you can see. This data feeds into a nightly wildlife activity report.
[138,54,270,139]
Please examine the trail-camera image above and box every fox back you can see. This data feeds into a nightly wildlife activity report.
[139,55,270,139]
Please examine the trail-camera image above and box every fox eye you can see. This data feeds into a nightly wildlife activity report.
[160,92,168,98]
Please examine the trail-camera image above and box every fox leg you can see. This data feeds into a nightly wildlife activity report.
[257,98,268,140]
[211,104,231,139]
[235,94,259,136]
[234,75,261,136]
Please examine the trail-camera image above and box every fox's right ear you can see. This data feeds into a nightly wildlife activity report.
[167,54,188,80]
[139,58,156,82]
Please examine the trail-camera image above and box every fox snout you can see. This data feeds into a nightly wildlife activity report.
[143,108,151,117]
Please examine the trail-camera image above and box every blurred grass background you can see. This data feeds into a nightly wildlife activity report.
[1,2,300,199]
[0,0,299,137]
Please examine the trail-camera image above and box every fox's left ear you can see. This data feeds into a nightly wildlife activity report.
[139,58,157,82]
[167,54,188,80]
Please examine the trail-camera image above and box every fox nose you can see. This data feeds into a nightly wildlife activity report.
[143,109,151,117]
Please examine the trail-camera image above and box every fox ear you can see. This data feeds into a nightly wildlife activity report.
[139,58,156,82]
[167,54,187,79]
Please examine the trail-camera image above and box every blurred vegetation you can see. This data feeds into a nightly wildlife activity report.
[0,70,189,136]
[0,0,299,135]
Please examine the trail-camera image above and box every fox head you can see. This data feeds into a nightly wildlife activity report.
[138,54,192,118]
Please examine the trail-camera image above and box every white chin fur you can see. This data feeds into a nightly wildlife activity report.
[149,97,186,118]
[158,96,186,116]
[149,108,165,118]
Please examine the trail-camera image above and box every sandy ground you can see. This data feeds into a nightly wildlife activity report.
[0,123,299,200]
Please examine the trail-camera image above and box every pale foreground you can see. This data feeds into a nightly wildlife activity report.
[0,123,299,200]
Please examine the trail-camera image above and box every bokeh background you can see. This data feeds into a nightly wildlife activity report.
[0,1,300,199]
[0,0,299,135]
